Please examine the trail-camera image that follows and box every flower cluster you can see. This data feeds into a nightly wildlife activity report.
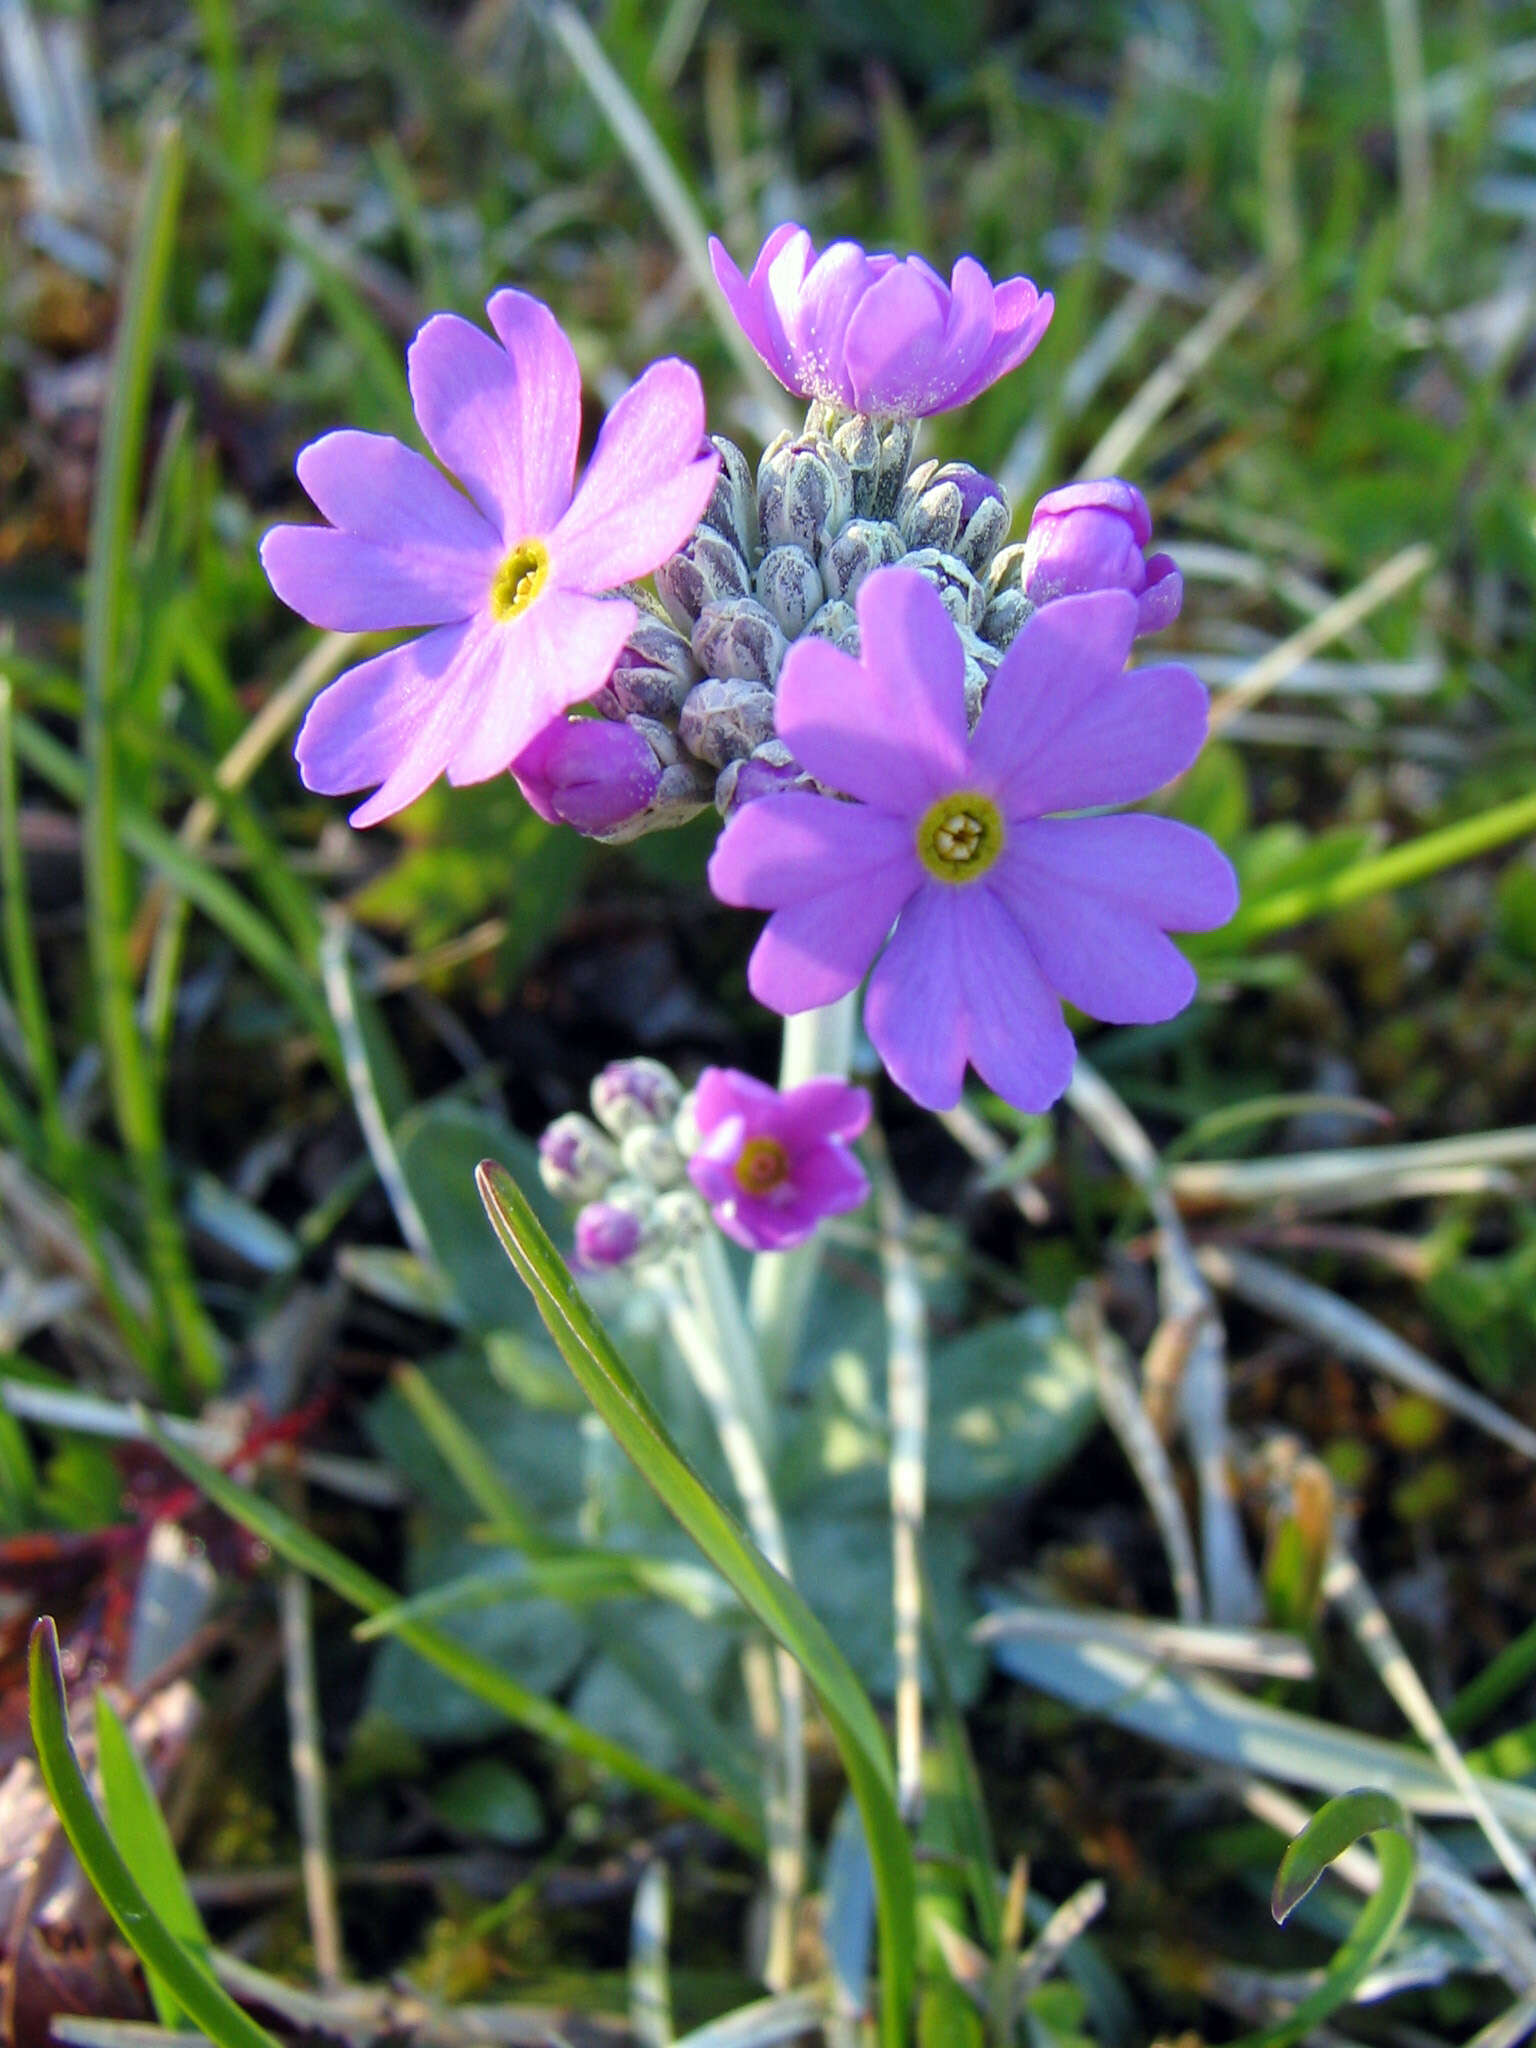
[266,222,1237,1118]
[537,1058,871,1264]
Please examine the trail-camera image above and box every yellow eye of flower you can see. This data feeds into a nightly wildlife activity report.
[490,538,550,620]
[734,1137,790,1194]
[916,791,1004,882]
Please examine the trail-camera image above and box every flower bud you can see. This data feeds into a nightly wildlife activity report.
[596,616,699,723]
[1021,478,1183,634]
[690,597,787,686]
[980,585,1032,652]
[656,526,752,633]
[573,1191,651,1271]
[820,518,905,604]
[591,1056,683,1137]
[901,546,985,631]
[898,461,1011,575]
[801,597,859,652]
[539,1112,621,1204]
[820,407,918,520]
[512,717,663,840]
[679,674,777,769]
[714,740,807,818]
[620,1122,684,1189]
[653,1188,709,1249]
[700,435,760,567]
[755,544,824,639]
[757,432,853,557]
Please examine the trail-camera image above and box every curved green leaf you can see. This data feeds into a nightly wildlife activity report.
[96,1689,210,2026]
[28,1619,280,2048]
[474,1158,916,2048]
[1233,1787,1417,2048]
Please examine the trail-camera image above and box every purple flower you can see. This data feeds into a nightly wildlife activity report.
[707,569,1237,1114]
[262,291,719,826]
[512,716,661,837]
[709,225,1053,419]
[686,1067,871,1251]
[1022,479,1182,636]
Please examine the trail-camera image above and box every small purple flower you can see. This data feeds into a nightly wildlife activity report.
[707,569,1237,1114]
[262,290,719,826]
[1022,479,1182,635]
[512,716,661,838]
[709,225,1053,419]
[686,1067,871,1252]
[574,1198,647,1270]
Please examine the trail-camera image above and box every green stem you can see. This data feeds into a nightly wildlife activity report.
[1238,790,1536,941]
[748,994,859,1387]
[81,122,221,1400]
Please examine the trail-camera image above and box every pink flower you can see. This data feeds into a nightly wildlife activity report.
[686,1067,871,1251]
[262,291,718,826]
[1022,478,1182,635]
[709,225,1053,418]
[708,569,1238,1114]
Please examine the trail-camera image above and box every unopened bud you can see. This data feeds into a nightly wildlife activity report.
[820,518,905,604]
[701,436,760,567]
[898,461,1011,575]
[690,597,787,686]
[621,1122,684,1189]
[757,432,853,557]
[679,674,777,769]
[902,546,985,631]
[656,526,752,632]
[819,406,917,519]
[980,585,1033,652]
[512,716,663,840]
[756,544,824,639]
[597,616,699,723]
[1021,478,1183,635]
[592,1056,683,1137]
[574,1189,652,1271]
[801,598,859,652]
[714,739,807,818]
[653,1188,709,1249]
[539,1112,621,1204]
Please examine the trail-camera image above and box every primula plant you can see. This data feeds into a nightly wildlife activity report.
[247,221,1246,2040]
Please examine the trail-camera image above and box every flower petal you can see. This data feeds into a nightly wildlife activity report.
[746,862,915,1012]
[863,885,969,1111]
[772,569,971,813]
[774,1078,872,1150]
[260,525,486,630]
[708,788,917,908]
[977,591,1209,813]
[551,359,718,592]
[849,255,996,415]
[295,621,483,826]
[787,1141,870,1218]
[950,279,1053,405]
[1002,815,1240,930]
[295,429,504,557]
[955,887,1078,1110]
[709,225,806,384]
[778,240,877,406]
[444,590,638,787]
[407,302,578,539]
[693,1067,776,1136]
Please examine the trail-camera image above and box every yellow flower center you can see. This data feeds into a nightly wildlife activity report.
[490,538,550,621]
[735,1137,791,1195]
[916,791,1004,883]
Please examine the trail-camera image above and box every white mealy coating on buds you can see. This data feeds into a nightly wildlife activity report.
[757,432,854,558]
[812,402,918,520]
[819,518,906,604]
[690,596,788,686]
[591,1056,684,1138]
[679,674,778,768]
[655,526,752,633]
[538,1112,621,1204]
[755,543,824,639]
[901,545,986,631]
[593,614,699,723]
[897,460,1012,576]
[620,1122,685,1189]
[700,435,760,568]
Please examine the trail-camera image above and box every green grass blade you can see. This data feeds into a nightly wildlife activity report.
[390,1362,543,1545]
[141,1417,762,1855]
[354,1551,736,1640]
[80,120,220,1401]
[474,1159,916,2048]
[28,1619,281,2048]
[1228,1788,1417,2048]
[1235,790,1536,942]
[96,1690,211,2027]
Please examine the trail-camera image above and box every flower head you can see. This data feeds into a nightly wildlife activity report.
[1021,478,1182,635]
[686,1067,871,1251]
[709,226,1053,419]
[262,290,719,825]
[708,569,1237,1114]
